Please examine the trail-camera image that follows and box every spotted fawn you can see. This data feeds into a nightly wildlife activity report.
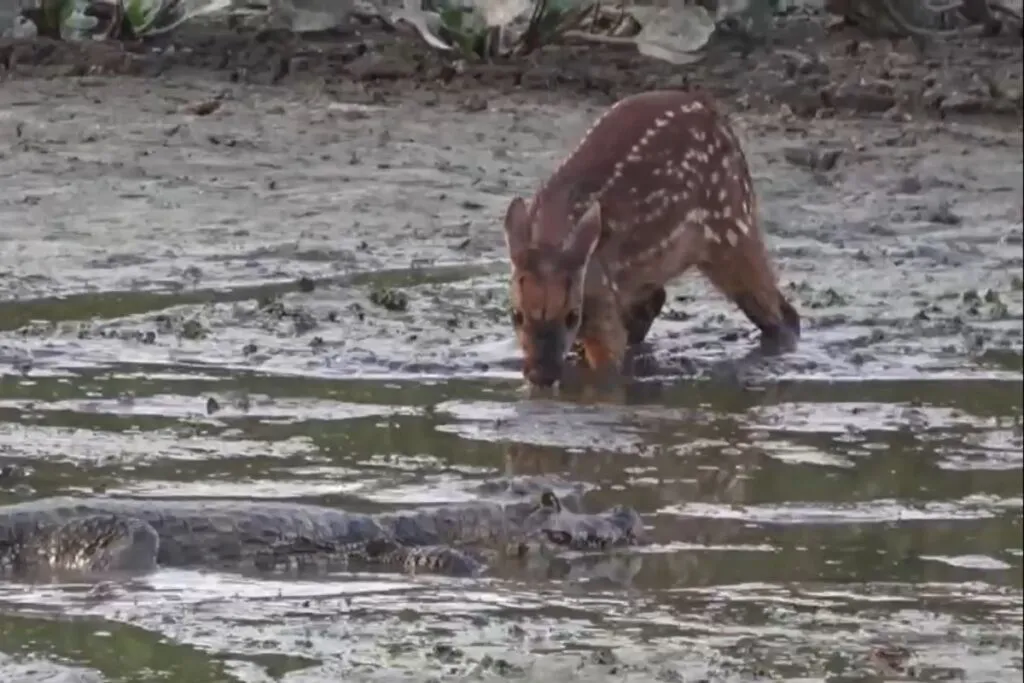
[502,90,801,387]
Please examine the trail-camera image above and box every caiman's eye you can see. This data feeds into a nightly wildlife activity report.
[564,310,579,328]
[544,530,574,546]
[511,310,524,327]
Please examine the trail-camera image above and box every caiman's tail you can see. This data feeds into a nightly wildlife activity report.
[10,514,160,576]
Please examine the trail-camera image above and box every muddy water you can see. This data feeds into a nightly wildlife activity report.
[0,76,1022,681]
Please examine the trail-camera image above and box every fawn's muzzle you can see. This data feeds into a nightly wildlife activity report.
[524,361,563,387]
[523,323,567,387]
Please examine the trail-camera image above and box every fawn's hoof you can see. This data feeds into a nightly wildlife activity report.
[759,297,801,355]
[759,325,799,355]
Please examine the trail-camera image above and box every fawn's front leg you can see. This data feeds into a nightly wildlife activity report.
[576,295,629,379]
[624,286,667,346]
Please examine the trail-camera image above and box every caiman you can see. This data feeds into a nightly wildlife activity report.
[0,478,644,580]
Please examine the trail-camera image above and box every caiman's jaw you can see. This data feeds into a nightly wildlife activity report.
[522,492,645,552]
[540,504,645,550]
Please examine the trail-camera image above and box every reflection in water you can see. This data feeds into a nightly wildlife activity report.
[0,368,1020,681]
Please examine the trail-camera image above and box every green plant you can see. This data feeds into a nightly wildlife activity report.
[394,0,599,61]
[395,0,777,64]
[18,0,231,42]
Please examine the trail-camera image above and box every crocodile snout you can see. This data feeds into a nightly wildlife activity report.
[536,503,645,551]
[608,505,646,544]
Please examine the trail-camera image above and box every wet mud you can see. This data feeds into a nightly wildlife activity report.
[0,7,1022,683]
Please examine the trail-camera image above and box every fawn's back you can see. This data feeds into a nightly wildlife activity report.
[546,89,757,276]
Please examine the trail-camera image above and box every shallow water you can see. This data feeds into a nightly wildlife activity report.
[0,371,1020,681]
[0,77,1022,681]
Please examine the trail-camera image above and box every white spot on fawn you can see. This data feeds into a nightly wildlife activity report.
[687,208,710,223]
[726,230,739,247]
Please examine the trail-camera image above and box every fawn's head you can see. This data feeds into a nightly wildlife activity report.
[502,194,604,387]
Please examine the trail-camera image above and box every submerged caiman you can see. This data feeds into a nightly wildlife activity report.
[0,478,644,580]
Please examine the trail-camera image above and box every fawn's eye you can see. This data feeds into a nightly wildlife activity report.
[564,310,579,329]
[511,310,524,327]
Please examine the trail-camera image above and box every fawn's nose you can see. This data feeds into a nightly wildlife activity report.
[524,363,561,387]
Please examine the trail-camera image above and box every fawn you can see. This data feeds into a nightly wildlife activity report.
[502,90,801,388]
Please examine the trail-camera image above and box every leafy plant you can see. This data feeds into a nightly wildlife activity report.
[16,0,232,41]
[435,1,494,56]
[393,0,782,64]
[393,0,598,60]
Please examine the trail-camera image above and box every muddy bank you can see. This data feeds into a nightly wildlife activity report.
[0,72,1020,383]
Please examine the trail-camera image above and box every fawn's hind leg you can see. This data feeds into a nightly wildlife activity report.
[624,287,667,345]
[698,224,800,354]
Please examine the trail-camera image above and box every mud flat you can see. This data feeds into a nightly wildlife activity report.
[0,8,1022,683]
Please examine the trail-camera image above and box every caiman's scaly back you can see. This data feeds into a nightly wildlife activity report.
[0,486,644,580]
[503,90,801,387]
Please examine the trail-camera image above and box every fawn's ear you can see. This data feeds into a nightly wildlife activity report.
[564,201,603,271]
[503,197,531,266]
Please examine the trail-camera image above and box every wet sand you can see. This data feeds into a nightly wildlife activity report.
[0,9,1022,683]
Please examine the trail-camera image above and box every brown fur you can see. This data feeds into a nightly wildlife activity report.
[697,210,801,351]
[503,90,800,387]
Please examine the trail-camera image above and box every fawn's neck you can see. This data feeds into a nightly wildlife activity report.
[582,244,625,314]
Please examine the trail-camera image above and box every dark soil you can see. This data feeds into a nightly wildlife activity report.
[1,9,1021,122]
